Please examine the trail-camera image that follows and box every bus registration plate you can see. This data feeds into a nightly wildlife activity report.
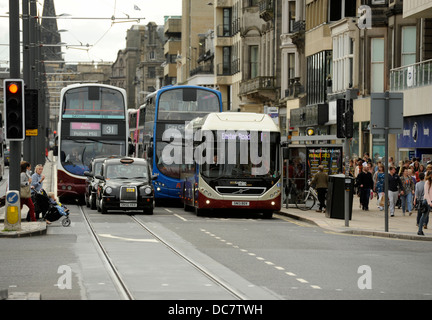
[120,203,137,208]
[232,201,249,206]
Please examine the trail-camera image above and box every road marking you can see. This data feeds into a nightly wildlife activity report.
[164,208,173,213]
[199,228,324,292]
[296,278,309,284]
[174,214,187,221]
[99,234,158,243]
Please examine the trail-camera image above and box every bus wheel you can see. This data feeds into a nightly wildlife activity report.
[195,207,203,217]
[262,211,273,219]
[183,201,192,212]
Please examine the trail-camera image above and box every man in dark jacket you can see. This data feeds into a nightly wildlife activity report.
[357,163,374,210]
[388,166,403,217]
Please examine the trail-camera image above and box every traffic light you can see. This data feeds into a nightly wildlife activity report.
[345,99,354,139]
[3,79,25,141]
[336,99,346,139]
[306,127,315,136]
[25,88,38,132]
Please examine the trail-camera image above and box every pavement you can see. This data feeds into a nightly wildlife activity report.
[0,154,55,238]
[279,200,432,241]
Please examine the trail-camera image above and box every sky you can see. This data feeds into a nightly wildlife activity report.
[0,0,182,67]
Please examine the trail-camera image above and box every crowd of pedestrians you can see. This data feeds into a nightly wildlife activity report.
[350,153,432,236]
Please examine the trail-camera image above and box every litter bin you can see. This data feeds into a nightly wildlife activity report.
[325,174,353,220]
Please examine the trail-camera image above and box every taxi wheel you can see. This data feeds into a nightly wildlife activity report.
[90,193,97,210]
[144,207,153,215]
[101,200,108,215]
[96,198,101,212]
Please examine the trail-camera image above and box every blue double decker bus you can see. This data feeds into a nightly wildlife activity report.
[139,86,222,203]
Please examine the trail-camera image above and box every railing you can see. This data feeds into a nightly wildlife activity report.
[390,59,432,91]
[190,64,214,77]
[239,76,275,95]
[217,59,240,76]
[259,0,274,21]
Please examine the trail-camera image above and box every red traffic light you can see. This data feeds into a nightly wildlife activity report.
[8,83,19,94]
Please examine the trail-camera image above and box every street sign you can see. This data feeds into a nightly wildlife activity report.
[4,190,21,231]
[370,92,404,134]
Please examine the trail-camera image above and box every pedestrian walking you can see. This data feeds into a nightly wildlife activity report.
[357,163,374,211]
[400,167,415,216]
[31,164,45,220]
[31,164,45,193]
[414,172,427,231]
[388,166,403,217]
[418,171,432,236]
[311,165,328,213]
[20,161,37,222]
[373,164,385,211]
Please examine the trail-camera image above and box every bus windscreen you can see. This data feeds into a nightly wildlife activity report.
[62,87,126,119]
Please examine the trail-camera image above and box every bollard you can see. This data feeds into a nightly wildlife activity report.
[4,191,21,231]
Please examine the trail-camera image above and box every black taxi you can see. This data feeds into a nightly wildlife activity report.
[95,157,155,214]
[84,156,109,210]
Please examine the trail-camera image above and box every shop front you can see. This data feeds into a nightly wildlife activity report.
[397,115,432,164]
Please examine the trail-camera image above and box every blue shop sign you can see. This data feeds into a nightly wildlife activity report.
[397,116,432,148]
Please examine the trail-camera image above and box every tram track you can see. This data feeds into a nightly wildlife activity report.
[79,205,247,300]
[79,205,135,300]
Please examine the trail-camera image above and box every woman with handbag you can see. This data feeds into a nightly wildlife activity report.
[419,171,432,236]
[20,161,36,222]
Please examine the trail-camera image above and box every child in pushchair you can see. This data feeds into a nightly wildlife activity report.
[32,190,71,227]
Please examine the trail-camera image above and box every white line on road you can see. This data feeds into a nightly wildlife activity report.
[174,214,187,221]
[99,234,158,243]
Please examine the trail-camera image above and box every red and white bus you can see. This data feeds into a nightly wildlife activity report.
[181,112,282,218]
[55,83,130,201]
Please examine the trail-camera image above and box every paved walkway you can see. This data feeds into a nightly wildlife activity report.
[279,195,432,241]
[0,155,55,237]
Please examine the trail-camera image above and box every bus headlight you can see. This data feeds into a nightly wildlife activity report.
[105,187,113,195]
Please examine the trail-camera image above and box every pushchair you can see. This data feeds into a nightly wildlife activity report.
[32,190,71,227]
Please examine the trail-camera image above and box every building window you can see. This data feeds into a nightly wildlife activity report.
[333,33,354,92]
[288,52,295,80]
[288,1,296,33]
[148,67,156,78]
[329,0,357,22]
[401,26,416,66]
[306,50,332,106]
[223,46,231,75]
[371,38,384,93]
[223,8,232,37]
[250,46,259,79]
